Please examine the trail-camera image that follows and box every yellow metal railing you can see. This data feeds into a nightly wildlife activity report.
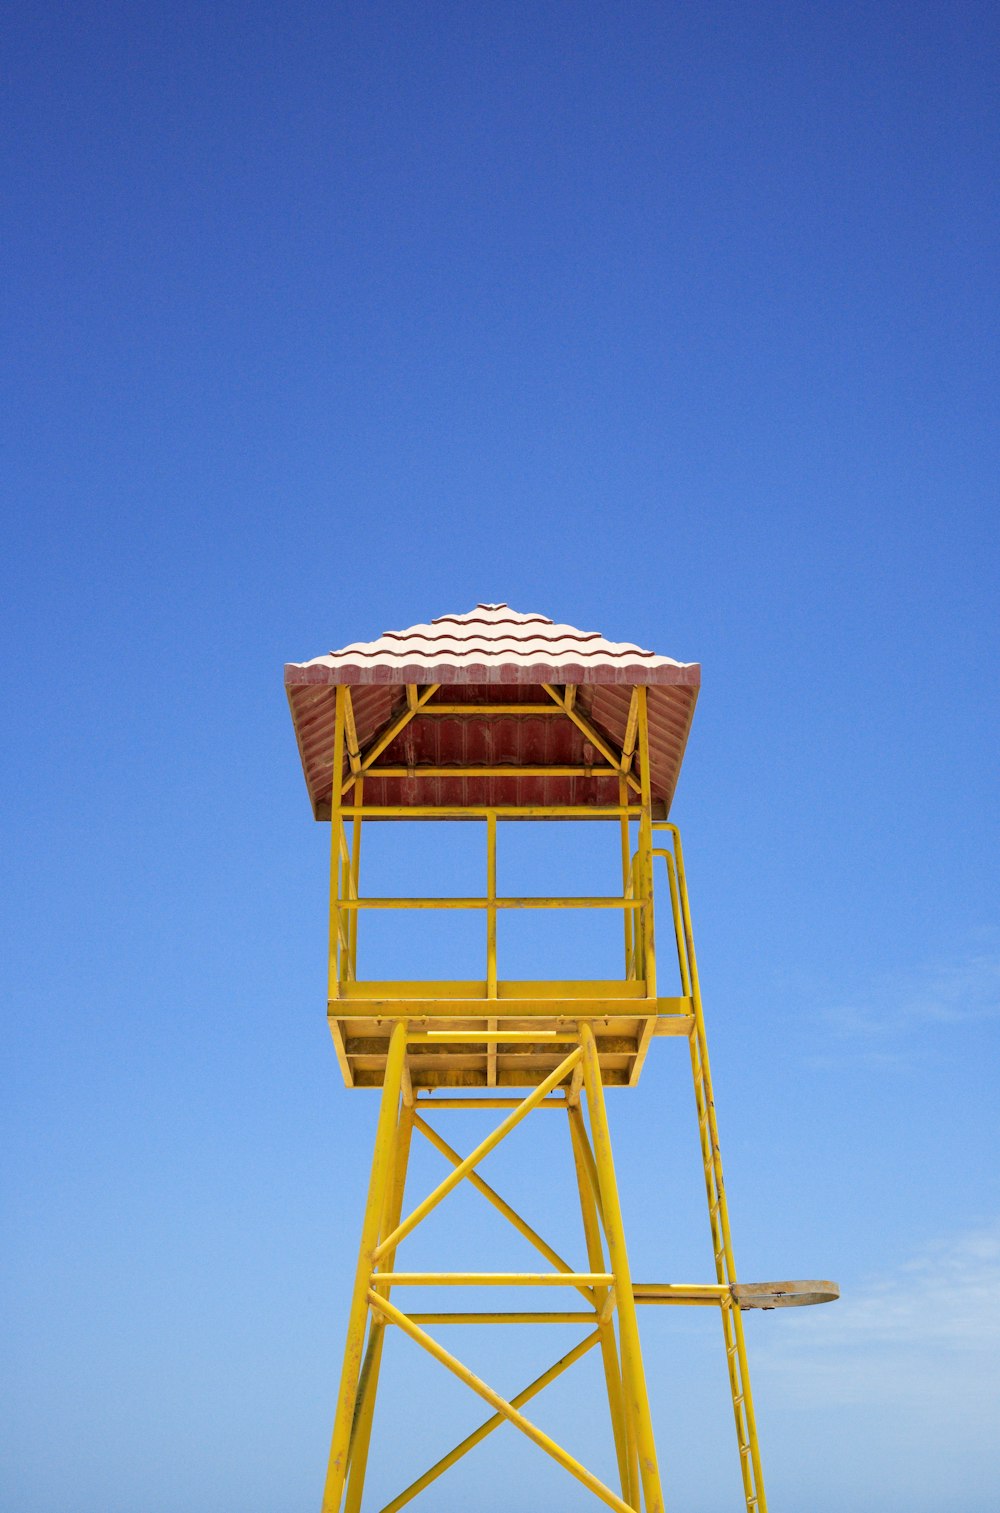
[329,807,659,996]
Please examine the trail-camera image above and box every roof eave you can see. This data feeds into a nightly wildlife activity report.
[284,660,701,688]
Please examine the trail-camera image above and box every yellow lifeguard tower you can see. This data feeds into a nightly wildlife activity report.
[285,604,836,1513]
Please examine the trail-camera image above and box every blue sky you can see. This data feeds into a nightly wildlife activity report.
[2,4,997,1511]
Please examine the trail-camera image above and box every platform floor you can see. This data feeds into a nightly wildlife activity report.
[327,980,694,1087]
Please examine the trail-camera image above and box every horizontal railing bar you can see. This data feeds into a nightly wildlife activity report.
[364,765,620,779]
[370,1272,615,1288]
[632,1283,729,1304]
[407,1031,580,1043]
[338,806,642,819]
[378,1279,734,1305]
[405,1312,599,1324]
[412,705,565,716]
[340,896,643,910]
[413,1097,568,1109]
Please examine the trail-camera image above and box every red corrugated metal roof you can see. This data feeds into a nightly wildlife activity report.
[285,605,699,818]
[287,602,696,685]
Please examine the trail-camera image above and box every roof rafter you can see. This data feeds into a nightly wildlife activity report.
[541,685,642,795]
[340,684,441,796]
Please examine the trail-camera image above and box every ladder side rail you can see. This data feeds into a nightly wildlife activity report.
[658,822,768,1513]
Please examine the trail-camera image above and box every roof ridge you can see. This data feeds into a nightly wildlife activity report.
[430,604,554,627]
[319,642,660,661]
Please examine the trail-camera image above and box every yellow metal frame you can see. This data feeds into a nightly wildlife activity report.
[318,685,768,1512]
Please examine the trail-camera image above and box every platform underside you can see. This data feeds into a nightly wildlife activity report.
[328,981,694,1088]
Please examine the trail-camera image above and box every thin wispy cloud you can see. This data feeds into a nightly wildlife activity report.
[803,936,1000,1068]
[755,1221,1000,1408]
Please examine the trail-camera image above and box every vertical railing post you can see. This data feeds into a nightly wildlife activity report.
[636,688,657,1001]
[486,810,498,1085]
[618,776,633,976]
[348,776,363,982]
[328,686,347,1002]
[486,811,497,998]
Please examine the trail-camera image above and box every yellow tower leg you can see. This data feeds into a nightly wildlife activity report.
[579,1022,665,1513]
[567,1100,636,1505]
[343,1101,414,1513]
[322,1021,407,1513]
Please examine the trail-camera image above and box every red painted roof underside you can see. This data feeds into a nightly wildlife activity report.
[285,604,700,818]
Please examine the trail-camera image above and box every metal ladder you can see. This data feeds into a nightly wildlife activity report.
[656,826,768,1513]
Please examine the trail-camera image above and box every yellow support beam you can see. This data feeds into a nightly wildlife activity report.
[416,702,564,715]
[377,1331,601,1513]
[580,1021,664,1513]
[365,763,621,779]
[372,1049,582,1262]
[338,803,642,818]
[370,1272,614,1288]
[369,1291,635,1513]
[568,1104,634,1503]
[411,1113,596,1301]
[322,1022,407,1513]
[341,684,441,795]
[339,895,642,909]
[343,1103,414,1513]
[541,682,643,794]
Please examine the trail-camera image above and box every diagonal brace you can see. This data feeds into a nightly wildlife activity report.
[341,684,441,796]
[541,684,642,795]
[378,1329,601,1513]
[411,1113,595,1303]
[568,1104,606,1227]
[373,1048,582,1262]
[369,1291,634,1513]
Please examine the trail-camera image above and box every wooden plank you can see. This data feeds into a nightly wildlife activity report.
[345,1037,637,1057]
[328,1017,354,1088]
[333,980,652,1001]
[330,999,684,1018]
[350,1067,632,1089]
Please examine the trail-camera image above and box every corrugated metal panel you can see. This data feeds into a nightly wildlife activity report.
[287,603,698,686]
[286,605,699,818]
